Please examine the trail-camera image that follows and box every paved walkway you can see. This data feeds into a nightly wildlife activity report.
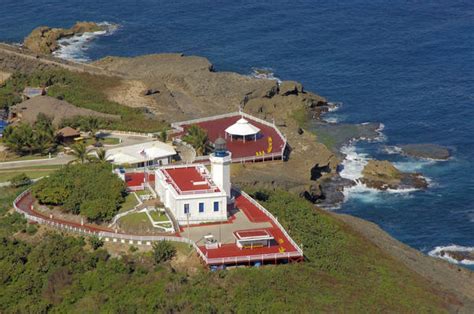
[181,210,272,245]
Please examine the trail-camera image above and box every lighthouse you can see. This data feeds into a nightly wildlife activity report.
[210,137,232,200]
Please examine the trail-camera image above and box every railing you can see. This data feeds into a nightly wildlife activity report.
[239,190,304,255]
[13,189,303,266]
[171,111,287,163]
[99,129,155,138]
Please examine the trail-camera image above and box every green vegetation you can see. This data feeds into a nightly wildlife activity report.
[152,241,176,264]
[149,210,168,222]
[291,106,310,128]
[32,163,126,222]
[0,69,168,132]
[118,212,151,231]
[0,166,62,183]
[2,113,56,155]
[9,173,31,187]
[0,184,452,312]
[88,236,104,250]
[183,125,210,155]
[118,193,139,213]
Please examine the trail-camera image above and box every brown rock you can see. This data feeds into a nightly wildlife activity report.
[23,22,105,55]
[279,80,303,96]
[360,160,428,190]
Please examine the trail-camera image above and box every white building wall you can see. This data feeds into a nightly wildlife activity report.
[154,168,228,225]
[173,194,227,224]
[209,153,232,198]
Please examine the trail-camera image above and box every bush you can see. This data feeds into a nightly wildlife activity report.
[152,241,176,264]
[24,223,38,235]
[88,236,104,250]
[32,163,127,222]
[9,173,31,188]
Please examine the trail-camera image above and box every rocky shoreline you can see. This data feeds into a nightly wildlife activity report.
[23,21,110,55]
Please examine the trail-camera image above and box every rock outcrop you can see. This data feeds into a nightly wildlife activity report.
[439,250,474,264]
[23,22,105,55]
[361,160,428,190]
[400,143,450,160]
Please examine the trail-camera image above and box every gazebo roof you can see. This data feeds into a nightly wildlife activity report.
[225,118,260,136]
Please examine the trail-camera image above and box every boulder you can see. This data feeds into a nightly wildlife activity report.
[400,144,450,160]
[360,160,428,190]
[23,22,106,54]
[440,250,474,263]
[279,80,303,96]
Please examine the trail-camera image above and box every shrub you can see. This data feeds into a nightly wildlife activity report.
[25,223,38,235]
[32,163,126,222]
[9,173,31,188]
[88,236,104,250]
[152,241,176,264]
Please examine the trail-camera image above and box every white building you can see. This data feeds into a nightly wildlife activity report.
[155,138,231,225]
[106,141,176,168]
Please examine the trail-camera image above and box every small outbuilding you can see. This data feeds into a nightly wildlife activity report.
[22,87,45,100]
[56,127,81,145]
[224,117,260,142]
[106,141,177,168]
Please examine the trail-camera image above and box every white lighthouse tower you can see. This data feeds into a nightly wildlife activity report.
[210,137,232,200]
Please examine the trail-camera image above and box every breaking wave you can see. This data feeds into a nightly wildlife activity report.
[429,245,474,265]
[339,144,421,202]
[250,67,282,83]
[52,22,119,62]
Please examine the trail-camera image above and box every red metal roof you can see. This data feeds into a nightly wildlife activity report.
[161,166,220,194]
[178,115,285,159]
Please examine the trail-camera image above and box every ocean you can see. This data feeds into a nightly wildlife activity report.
[1,0,473,268]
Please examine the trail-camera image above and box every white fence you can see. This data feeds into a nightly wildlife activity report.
[13,189,303,266]
[99,129,155,138]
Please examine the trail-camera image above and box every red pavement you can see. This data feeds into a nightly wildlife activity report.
[125,173,155,189]
[177,115,285,160]
[197,193,301,261]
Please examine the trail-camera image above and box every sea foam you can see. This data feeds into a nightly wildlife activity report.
[428,245,474,265]
[52,22,119,62]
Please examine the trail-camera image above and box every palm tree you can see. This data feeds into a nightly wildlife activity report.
[90,148,108,163]
[183,125,210,156]
[69,142,90,164]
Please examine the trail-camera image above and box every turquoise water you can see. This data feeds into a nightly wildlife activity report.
[1,0,473,268]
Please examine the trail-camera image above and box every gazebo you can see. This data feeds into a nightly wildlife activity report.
[224,117,260,142]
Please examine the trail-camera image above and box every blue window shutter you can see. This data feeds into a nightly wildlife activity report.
[199,202,204,213]
[214,201,219,212]
[184,203,189,214]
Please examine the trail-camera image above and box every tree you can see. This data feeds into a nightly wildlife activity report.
[159,130,167,142]
[183,125,210,156]
[88,236,104,250]
[90,148,108,163]
[152,241,176,264]
[69,142,90,164]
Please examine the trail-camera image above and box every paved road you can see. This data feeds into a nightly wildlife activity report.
[0,155,74,170]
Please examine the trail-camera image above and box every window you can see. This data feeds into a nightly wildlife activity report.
[184,203,189,214]
[213,201,219,212]
[199,202,204,213]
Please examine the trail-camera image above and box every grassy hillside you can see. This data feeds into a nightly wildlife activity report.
[0,69,167,132]
[0,185,453,312]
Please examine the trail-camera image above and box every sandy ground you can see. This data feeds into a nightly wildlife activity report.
[106,79,157,110]
[0,70,11,84]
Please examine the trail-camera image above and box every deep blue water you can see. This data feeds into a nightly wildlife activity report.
[1,0,473,268]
